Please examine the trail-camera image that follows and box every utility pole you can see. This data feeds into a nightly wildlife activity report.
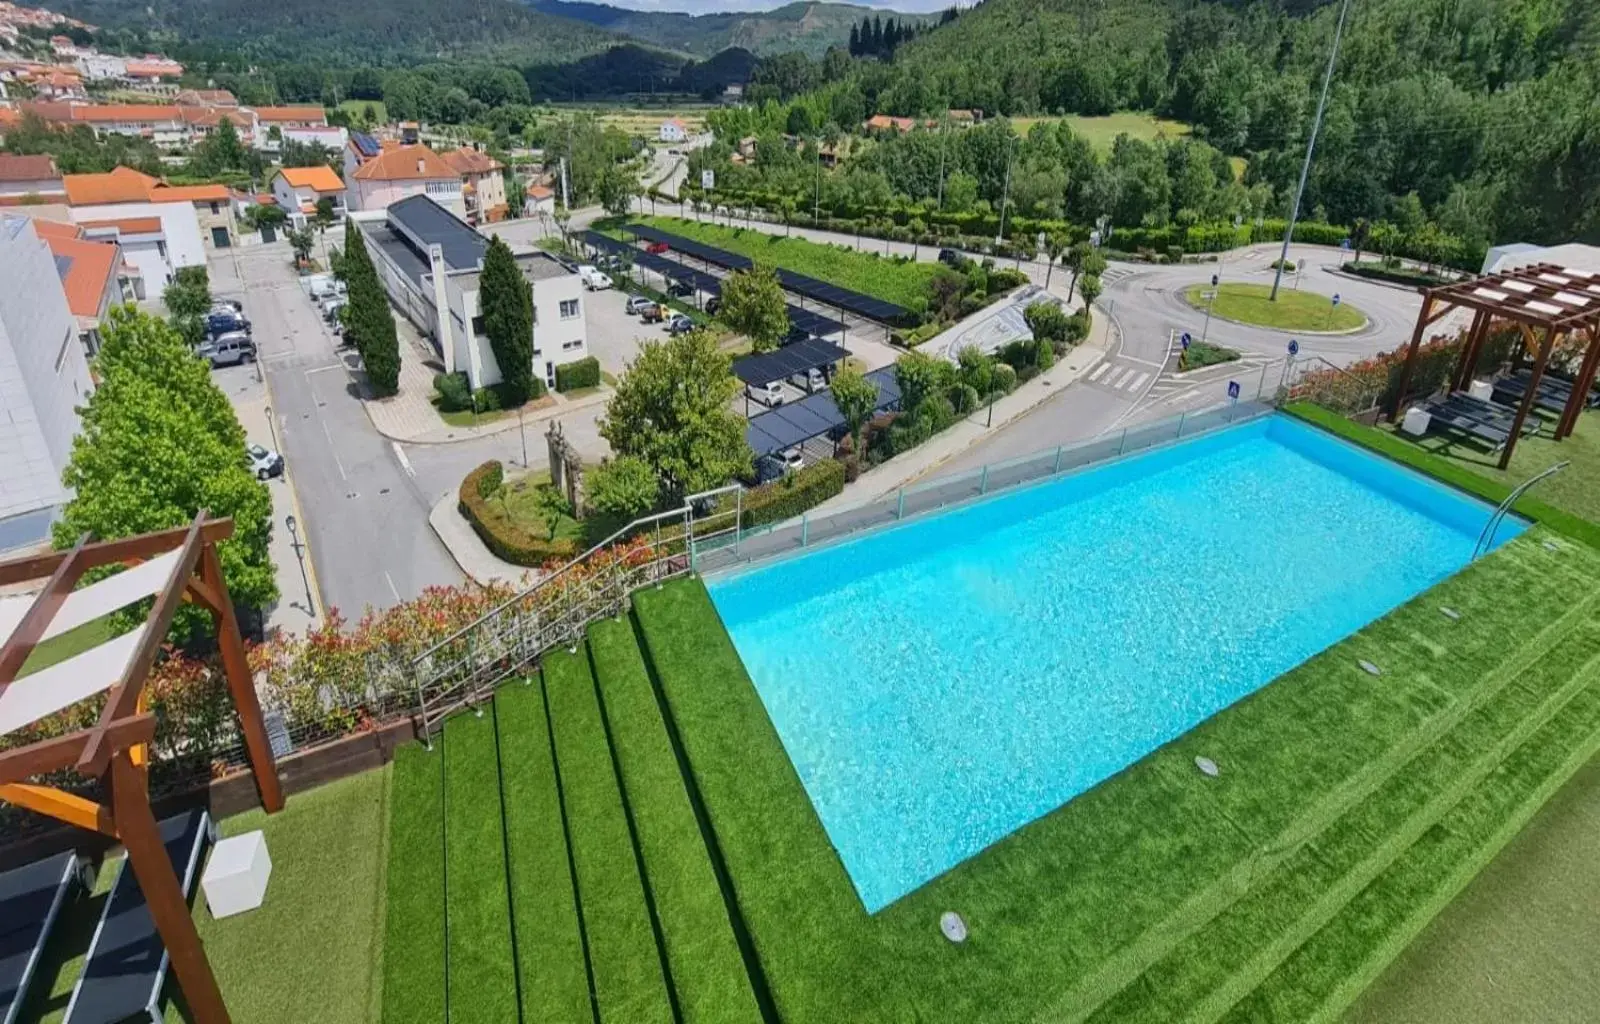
[1270,0,1353,302]
[813,138,822,226]
[995,134,1015,249]
[935,123,948,210]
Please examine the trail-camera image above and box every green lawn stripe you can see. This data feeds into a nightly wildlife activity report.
[545,648,675,1024]
[588,616,764,1024]
[382,742,447,1024]
[443,709,519,1024]
[495,680,592,1024]
[1224,682,1600,1024]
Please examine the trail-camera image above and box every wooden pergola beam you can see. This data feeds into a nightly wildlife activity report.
[201,542,283,812]
[0,783,116,836]
[1559,324,1600,440]
[1501,325,1556,470]
[0,714,156,786]
[0,534,88,685]
[0,519,234,587]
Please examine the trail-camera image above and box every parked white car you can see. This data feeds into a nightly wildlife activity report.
[624,295,655,315]
[578,265,613,291]
[247,443,284,480]
[790,368,827,394]
[746,380,784,408]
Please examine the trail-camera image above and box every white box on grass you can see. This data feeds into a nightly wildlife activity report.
[1400,407,1432,437]
[201,830,272,919]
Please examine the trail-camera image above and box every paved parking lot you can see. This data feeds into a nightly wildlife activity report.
[583,284,662,376]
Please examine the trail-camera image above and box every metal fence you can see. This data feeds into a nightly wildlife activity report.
[695,399,1275,576]
[1280,354,1382,416]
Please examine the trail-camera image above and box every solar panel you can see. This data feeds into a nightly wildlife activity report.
[744,367,903,455]
[733,337,851,386]
[626,224,911,324]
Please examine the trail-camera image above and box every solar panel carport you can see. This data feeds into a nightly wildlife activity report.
[746,367,902,456]
[733,337,851,387]
[624,223,912,325]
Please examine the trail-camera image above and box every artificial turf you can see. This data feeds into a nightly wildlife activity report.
[381,742,447,1024]
[493,680,591,1024]
[543,648,675,1024]
[442,710,519,1024]
[632,533,1600,1024]
[587,616,764,1024]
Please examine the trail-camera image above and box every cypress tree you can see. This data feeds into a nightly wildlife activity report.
[479,235,537,405]
[341,218,400,397]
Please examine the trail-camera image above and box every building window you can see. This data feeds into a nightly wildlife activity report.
[561,339,583,351]
[210,201,220,214]
[471,315,486,336]
[54,328,73,374]
[559,299,579,319]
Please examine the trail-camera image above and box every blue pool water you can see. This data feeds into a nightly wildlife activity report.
[708,415,1524,912]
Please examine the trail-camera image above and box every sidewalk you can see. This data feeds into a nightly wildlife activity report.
[358,316,613,444]
[811,311,1114,513]
[233,381,325,637]
[427,492,537,588]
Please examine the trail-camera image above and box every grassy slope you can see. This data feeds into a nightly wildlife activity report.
[633,216,937,311]
[494,681,592,1024]
[633,542,1600,1024]
[442,711,519,1024]
[1012,112,1192,152]
[1184,283,1367,332]
[381,744,447,1024]
[544,649,674,1024]
[587,617,763,1024]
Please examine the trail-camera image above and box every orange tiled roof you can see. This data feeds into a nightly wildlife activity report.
[70,104,183,124]
[440,147,504,176]
[80,216,163,234]
[276,165,344,192]
[44,231,119,318]
[253,105,326,123]
[352,143,455,182]
[0,154,60,182]
[62,167,160,205]
[29,218,83,240]
[526,185,554,199]
[151,183,231,202]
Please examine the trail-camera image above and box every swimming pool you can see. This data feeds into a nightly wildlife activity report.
[707,415,1523,912]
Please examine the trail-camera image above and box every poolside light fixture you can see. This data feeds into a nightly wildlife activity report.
[1359,659,1382,676]
[940,911,968,943]
[1195,756,1220,778]
[1441,607,1461,621]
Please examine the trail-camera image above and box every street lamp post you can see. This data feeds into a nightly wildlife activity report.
[284,514,314,617]
[1201,273,1219,346]
[518,404,528,468]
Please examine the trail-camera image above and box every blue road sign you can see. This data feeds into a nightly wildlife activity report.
[1181,331,1192,349]
[1288,339,1300,356]
[1332,293,1341,306]
[1227,380,1241,401]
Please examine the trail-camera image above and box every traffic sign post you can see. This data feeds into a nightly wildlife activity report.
[1201,273,1220,347]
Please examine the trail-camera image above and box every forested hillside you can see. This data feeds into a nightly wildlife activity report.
[792,0,1600,245]
[35,0,630,63]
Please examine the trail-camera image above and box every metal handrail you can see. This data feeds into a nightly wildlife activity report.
[1473,461,1569,559]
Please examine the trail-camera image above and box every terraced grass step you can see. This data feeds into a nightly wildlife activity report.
[1220,666,1600,1024]
[1046,536,1600,1020]
[382,743,447,1024]
[1082,601,1600,1024]
[442,709,519,1023]
[494,681,591,1024]
[587,616,765,1024]
[544,648,675,1024]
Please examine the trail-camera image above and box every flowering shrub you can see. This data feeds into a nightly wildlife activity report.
[1286,326,1519,415]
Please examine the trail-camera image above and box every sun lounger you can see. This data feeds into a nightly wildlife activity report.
[1421,397,1516,450]
[64,809,213,1024]
[0,851,86,1024]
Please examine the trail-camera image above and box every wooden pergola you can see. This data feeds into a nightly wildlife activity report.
[1389,262,1600,468]
[0,513,283,1024]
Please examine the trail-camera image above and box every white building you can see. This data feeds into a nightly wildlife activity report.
[62,168,207,289]
[346,144,464,219]
[0,216,94,553]
[1483,242,1600,277]
[75,52,126,81]
[270,165,347,227]
[659,118,688,144]
[357,195,588,392]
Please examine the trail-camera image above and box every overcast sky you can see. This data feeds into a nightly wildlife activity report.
[596,0,962,14]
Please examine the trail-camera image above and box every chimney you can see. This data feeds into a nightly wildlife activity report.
[416,157,426,174]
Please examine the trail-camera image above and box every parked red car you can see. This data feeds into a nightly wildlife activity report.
[645,241,670,254]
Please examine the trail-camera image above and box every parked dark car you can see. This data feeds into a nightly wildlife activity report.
[666,280,694,298]
[938,248,965,268]
[705,296,722,315]
[666,313,695,335]
[206,312,251,339]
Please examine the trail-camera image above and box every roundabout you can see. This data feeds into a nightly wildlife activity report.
[1182,281,1368,334]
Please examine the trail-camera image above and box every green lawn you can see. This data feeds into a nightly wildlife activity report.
[1011,112,1192,152]
[631,215,937,312]
[338,99,388,125]
[381,745,446,1024]
[1185,283,1367,332]
[496,470,587,548]
[1179,339,1241,372]
[631,533,1600,1024]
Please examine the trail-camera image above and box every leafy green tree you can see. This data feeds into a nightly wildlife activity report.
[532,485,571,541]
[1079,273,1103,308]
[587,455,659,518]
[829,364,877,446]
[341,219,400,396]
[54,308,275,638]
[718,264,789,353]
[1024,301,1070,347]
[1043,230,1071,289]
[894,350,953,410]
[288,226,315,266]
[191,116,247,175]
[600,330,751,500]
[597,163,639,217]
[506,174,526,219]
[479,235,537,405]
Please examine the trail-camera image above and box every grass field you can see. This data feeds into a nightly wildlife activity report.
[551,104,710,138]
[1011,112,1192,152]
[337,99,388,125]
[1185,282,1368,332]
[633,215,937,311]
[381,745,446,1024]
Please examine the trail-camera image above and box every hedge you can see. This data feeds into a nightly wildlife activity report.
[458,460,581,566]
[1341,260,1453,289]
[1282,402,1600,552]
[741,458,846,528]
[555,355,601,392]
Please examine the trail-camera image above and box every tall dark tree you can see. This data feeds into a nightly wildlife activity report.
[870,15,884,56]
[849,22,861,58]
[341,219,400,397]
[479,235,537,405]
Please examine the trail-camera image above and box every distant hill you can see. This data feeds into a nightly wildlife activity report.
[31,0,632,64]
[527,0,931,58]
[526,43,758,100]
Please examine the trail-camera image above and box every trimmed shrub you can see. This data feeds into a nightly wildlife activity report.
[434,372,471,413]
[992,363,1018,394]
[473,386,503,412]
[741,459,846,528]
[555,356,602,392]
[458,460,581,567]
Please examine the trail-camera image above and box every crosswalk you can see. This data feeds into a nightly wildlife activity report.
[1084,358,1158,395]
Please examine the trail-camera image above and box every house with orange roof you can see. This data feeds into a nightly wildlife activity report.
[524,183,555,216]
[67,104,189,147]
[121,56,183,94]
[0,154,65,203]
[659,117,689,144]
[346,143,464,219]
[175,88,237,108]
[270,165,347,227]
[251,105,332,152]
[30,67,85,100]
[60,167,210,283]
[439,146,507,224]
[39,219,130,353]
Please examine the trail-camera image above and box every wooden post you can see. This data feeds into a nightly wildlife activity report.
[109,753,232,1024]
[1451,310,1489,393]
[1388,293,1434,421]
[201,543,283,814]
[1559,325,1600,439]
[1502,326,1554,470]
